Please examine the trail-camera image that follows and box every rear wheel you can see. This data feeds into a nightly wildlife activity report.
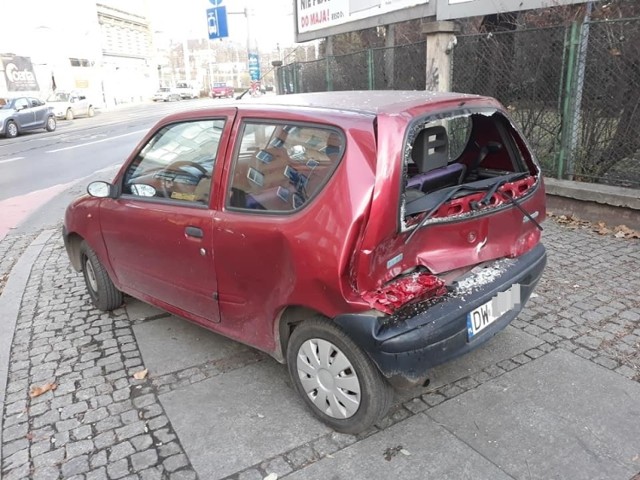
[80,241,123,311]
[5,120,18,138]
[287,317,393,434]
[45,116,56,132]
[88,106,95,117]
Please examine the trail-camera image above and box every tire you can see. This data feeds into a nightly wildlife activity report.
[65,108,74,120]
[88,106,95,117]
[5,120,18,138]
[287,317,393,434]
[45,116,56,132]
[80,241,123,311]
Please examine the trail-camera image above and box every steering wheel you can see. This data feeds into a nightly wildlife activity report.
[159,160,209,198]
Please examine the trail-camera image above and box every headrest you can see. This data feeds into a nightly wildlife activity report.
[411,126,449,173]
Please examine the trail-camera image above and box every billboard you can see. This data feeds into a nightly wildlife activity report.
[2,55,39,92]
[437,0,589,20]
[297,0,429,35]
[295,0,586,42]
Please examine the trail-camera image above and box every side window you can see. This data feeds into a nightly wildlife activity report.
[122,119,225,205]
[15,98,29,110]
[227,122,345,212]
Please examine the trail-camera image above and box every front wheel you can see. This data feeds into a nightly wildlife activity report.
[45,116,56,132]
[287,317,393,434]
[65,108,74,120]
[88,106,95,117]
[5,120,18,138]
[80,241,123,311]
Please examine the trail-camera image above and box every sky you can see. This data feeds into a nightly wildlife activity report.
[129,0,298,50]
[0,0,298,57]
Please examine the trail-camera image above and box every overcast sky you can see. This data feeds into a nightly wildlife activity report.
[144,0,298,49]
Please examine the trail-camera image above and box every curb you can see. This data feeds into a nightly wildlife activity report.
[0,229,55,462]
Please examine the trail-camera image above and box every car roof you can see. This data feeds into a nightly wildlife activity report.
[239,90,486,116]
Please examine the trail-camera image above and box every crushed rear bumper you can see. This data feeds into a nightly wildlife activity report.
[334,243,547,388]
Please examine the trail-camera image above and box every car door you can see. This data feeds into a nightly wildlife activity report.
[29,98,46,126]
[13,97,35,128]
[98,114,235,322]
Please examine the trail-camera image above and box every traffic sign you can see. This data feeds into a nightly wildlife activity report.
[207,6,229,40]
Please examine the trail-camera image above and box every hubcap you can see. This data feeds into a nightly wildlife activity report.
[8,123,17,136]
[296,338,361,419]
[85,258,98,293]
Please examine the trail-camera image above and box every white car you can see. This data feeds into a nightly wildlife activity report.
[153,88,181,102]
[47,91,94,120]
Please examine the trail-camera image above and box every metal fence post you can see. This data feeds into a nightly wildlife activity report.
[325,56,333,91]
[566,1,593,180]
[367,49,374,90]
[557,21,580,179]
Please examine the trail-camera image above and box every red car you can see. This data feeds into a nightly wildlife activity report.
[210,82,234,99]
[63,91,546,433]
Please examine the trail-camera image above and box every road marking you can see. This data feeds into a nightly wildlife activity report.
[46,129,147,153]
[0,157,24,164]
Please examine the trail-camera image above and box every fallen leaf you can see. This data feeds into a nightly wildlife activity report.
[133,369,148,380]
[614,231,626,238]
[29,383,57,398]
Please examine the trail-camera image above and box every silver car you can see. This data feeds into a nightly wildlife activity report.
[47,91,95,120]
[0,97,57,138]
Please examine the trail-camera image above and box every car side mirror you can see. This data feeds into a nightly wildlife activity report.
[70,97,76,103]
[87,181,114,198]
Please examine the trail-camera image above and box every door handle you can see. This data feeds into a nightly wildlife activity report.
[185,226,203,238]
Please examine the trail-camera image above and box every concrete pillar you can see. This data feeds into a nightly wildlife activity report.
[384,24,395,89]
[422,21,459,92]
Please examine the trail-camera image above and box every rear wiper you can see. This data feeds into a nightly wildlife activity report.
[404,172,529,245]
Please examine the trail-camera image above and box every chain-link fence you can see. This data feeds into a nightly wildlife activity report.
[452,26,566,177]
[567,18,640,188]
[276,17,640,189]
[277,41,426,94]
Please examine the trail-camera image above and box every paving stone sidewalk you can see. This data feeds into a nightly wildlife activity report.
[0,219,639,480]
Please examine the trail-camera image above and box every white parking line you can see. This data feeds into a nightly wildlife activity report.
[0,157,24,164]
[46,129,147,153]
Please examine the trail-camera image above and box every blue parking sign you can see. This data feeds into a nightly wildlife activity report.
[207,7,228,40]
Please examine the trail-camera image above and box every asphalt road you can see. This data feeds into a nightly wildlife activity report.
[0,98,228,239]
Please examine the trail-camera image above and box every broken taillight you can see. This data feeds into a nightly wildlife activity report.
[361,271,447,314]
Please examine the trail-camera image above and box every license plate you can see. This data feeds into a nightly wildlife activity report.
[467,284,521,340]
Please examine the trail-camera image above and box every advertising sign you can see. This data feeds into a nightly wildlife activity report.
[2,56,40,92]
[248,53,260,82]
[296,0,429,34]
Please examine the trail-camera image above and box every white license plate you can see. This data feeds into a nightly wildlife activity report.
[467,284,521,340]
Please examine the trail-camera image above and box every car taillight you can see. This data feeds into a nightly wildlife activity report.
[361,271,447,314]
[512,228,541,257]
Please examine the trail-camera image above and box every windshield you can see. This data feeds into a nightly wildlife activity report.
[213,83,227,88]
[47,92,70,102]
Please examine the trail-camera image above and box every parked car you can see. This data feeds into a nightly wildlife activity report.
[153,88,181,102]
[175,82,199,99]
[46,91,95,120]
[63,91,546,433]
[210,82,234,99]
[0,97,56,138]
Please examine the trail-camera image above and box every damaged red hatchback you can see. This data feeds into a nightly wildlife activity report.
[63,91,546,433]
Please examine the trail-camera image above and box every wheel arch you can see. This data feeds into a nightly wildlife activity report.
[65,232,85,271]
[274,305,327,363]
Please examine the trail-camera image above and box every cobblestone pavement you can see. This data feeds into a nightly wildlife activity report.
[0,233,38,296]
[0,219,639,480]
